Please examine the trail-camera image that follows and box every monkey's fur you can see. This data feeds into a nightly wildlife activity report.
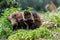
[45,1,56,12]
[7,11,27,30]
[7,11,42,30]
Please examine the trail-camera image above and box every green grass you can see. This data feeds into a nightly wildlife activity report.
[0,7,60,40]
[8,27,52,40]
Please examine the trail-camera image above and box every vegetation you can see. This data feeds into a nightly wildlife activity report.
[8,27,52,40]
[0,7,60,40]
[0,0,60,40]
[0,7,22,38]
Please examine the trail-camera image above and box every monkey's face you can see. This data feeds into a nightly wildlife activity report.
[24,11,33,21]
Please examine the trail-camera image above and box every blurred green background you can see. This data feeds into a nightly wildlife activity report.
[0,0,60,12]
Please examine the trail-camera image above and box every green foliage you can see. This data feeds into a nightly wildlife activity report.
[24,7,33,11]
[54,15,60,23]
[0,7,60,40]
[0,0,17,8]
[0,0,60,11]
[0,7,21,38]
[53,28,60,32]
[8,27,52,40]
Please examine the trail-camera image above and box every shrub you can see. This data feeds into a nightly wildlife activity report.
[0,7,21,38]
[8,27,52,40]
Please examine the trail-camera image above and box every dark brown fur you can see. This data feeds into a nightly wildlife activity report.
[32,11,42,29]
[24,11,42,29]
[7,11,27,30]
[23,11,35,29]
[7,11,42,30]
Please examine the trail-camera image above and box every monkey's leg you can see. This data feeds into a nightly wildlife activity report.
[27,20,35,29]
[11,18,17,31]
[24,21,29,30]
[26,23,29,30]
[12,24,17,31]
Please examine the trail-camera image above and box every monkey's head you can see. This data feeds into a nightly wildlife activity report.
[24,11,31,19]
[24,11,35,25]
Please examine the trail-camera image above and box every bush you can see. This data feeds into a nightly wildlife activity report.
[0,7,21,38]
[8,27,52,40]
[1,7,60,40]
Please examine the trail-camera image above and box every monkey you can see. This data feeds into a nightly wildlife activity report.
[7,11,27,30]
[23,11,42,29]
[45,1,56,12]
[7,11,42,30]
[23,11,35,29]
